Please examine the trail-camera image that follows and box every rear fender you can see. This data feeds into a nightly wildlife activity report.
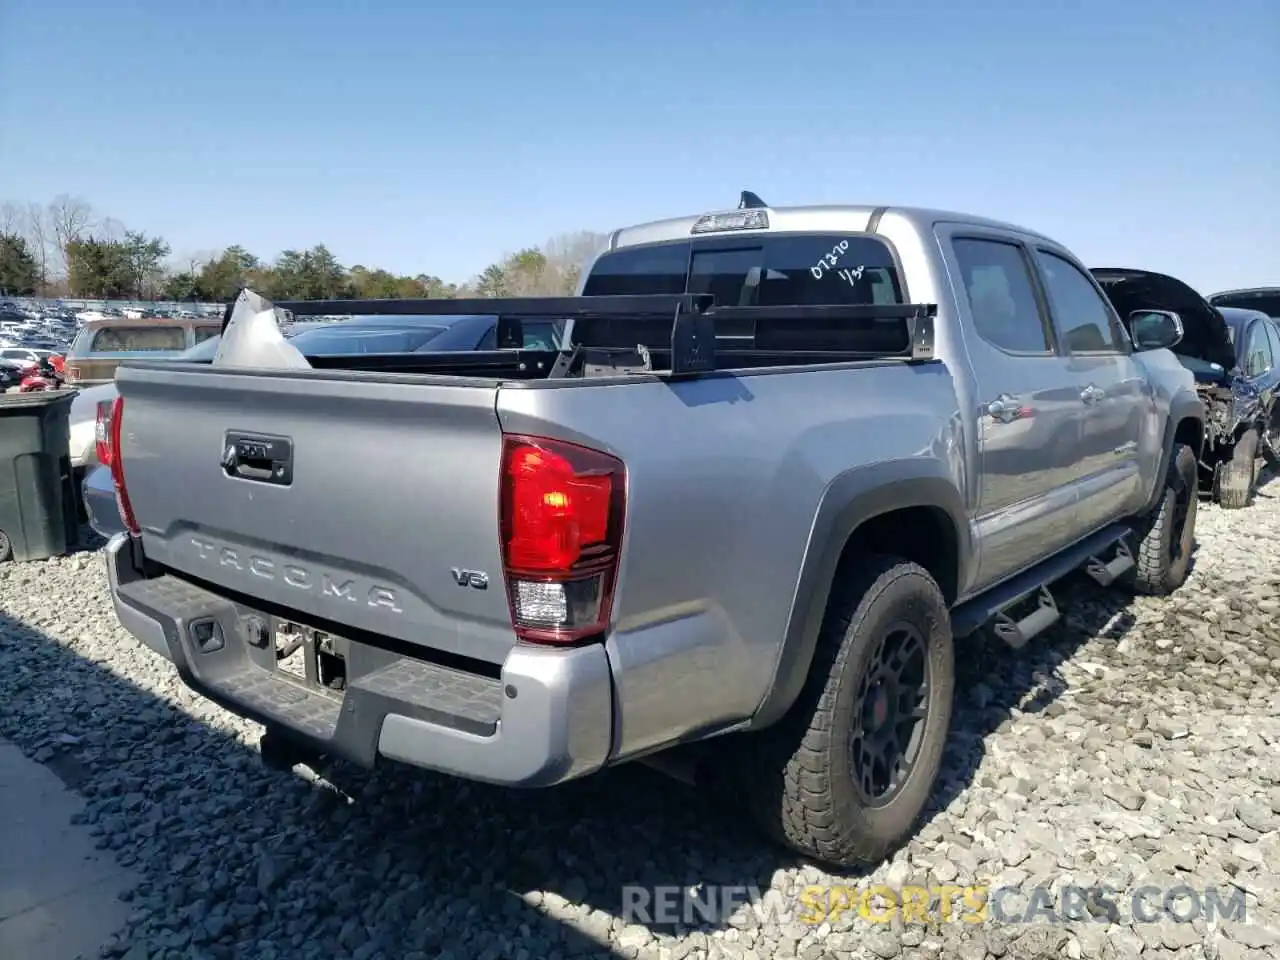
[750,460,969,729]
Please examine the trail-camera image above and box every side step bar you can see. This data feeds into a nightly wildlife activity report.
[992,586,1058,650]
[951,523,1133,646]
[1084,538,1135,587]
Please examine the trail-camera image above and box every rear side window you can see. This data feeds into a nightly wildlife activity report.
[582,235,904,306]
[90,326,187,352]
[951,238,1051,354]
[193,326,221,343]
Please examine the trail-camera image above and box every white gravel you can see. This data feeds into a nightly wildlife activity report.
[2,483,1279,960]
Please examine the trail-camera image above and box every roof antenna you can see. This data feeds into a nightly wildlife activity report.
[739,190,767,210]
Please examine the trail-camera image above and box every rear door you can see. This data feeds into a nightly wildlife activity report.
[1031,247,1152,530]
[939,230,1084,587]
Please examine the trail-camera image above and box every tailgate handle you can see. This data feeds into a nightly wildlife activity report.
[222,432,293,486]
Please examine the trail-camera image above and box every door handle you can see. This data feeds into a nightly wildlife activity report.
[986,394,1021,423]
[1080,385,1104,405]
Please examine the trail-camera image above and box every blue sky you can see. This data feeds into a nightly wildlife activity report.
[1,0,1275,291]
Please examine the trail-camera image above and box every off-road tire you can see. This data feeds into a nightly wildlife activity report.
[1218,428,1259,510]
[1126,442,1197,595]
[730,555,954,869]
[0,529,11,562]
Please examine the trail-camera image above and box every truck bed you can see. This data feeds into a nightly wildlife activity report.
[113,291,940,671]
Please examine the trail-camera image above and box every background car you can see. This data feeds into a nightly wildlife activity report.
[282,311,565,353]
[63,316,222,386]
[1,346,62,379]
[0,355,40,385]
[1092,268,1269,507]
[1209,286,1280,321]
[1217,306,1280,468]
[0,361,24,392]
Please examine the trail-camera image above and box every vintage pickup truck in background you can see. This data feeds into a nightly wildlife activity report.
[101,197,1205,867]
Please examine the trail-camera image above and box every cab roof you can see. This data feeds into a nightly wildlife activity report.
[608,203,1056,251]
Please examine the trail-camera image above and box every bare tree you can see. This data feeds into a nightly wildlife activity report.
[181,249,218,276]
[48,194,95,276]
[0,201,22,235]
[23,203,52,295]
[540,230,609,292]
[99,217,127,242]
[542,230,609,270]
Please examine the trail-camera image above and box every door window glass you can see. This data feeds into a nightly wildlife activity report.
[1034,250,1123,354]
[951,238,1051,354]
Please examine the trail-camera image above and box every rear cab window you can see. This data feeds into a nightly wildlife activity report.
[89,326,188,353]
[582,234,906,351]
[583,234,904,306]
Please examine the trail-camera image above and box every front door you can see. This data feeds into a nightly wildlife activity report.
[1260,320,1280,456]
[942,231,1087,589]
[1030,247,1149,531]
[1243,317,1279,457]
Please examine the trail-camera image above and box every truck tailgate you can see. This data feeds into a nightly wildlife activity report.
[114,364,517,665]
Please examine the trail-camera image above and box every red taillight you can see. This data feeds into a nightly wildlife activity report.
[106,396,139,535]
[95,400,114,467]
[499,435,625,644]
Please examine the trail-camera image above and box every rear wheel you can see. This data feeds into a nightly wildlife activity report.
[1126,442,1196,596]
[732,555,954,868]
[1218,428,1259,510]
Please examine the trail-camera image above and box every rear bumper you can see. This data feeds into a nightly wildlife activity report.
[104,534,613,787]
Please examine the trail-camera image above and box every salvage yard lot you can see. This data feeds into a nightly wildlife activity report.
[1,487,1279,960]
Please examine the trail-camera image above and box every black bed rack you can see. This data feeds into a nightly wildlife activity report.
[220,291,938,376]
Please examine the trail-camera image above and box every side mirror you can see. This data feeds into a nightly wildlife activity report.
[1128,309,1183,351]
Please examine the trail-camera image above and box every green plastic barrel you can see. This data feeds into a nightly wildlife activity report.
[0,390,79,562]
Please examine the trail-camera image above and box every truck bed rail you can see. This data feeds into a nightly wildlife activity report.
[220,290,939,377]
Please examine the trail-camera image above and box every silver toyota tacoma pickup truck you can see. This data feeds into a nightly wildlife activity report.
[102,196,1205,868]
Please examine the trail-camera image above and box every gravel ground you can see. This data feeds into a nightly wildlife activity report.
[2,484,1279,960]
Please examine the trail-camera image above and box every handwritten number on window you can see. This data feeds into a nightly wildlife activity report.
[810,240,850,280]
[809,241,867,287]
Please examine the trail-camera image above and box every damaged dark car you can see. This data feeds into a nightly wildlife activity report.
[1092,268,1279,509]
